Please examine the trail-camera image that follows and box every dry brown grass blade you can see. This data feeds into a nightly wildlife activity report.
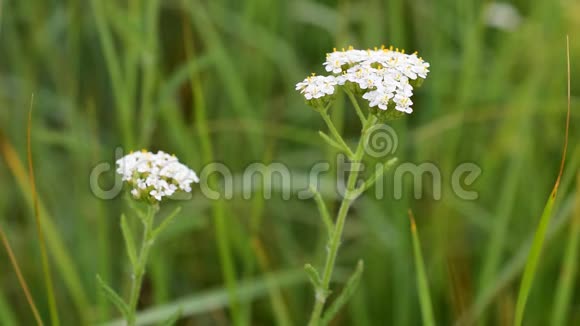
[0,100,45,325]
[0,224,44,325]
[512,35,572,326]
[0,102,89,320]
[558,35,571,187]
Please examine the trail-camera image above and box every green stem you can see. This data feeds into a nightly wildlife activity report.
[127,205,157,326]
[344,89,367,125]
[308,115,377,326]
[320,111,355,158]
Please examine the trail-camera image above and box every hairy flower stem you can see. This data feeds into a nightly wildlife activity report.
[308,115,378,326]
[127,205,158,326]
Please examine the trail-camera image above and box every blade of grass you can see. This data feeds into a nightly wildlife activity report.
[87,99,111,320]
[251,238,292,326]
[101,269,305,326]
[188,0,258,156]
[213,6,303,84]
[138,0,160,147]
[348,284,371,326]
[0,291,18,326]
[89,0,134,149]
[0,225,44,325]
[27,95,60,326]
[408,210,436,326]
[159,308,181,326]
[181,7,242,325]
[242,99,280,324]
[455,192,576,325]
[513,36,571,326]
[550,173,580,326]
[0,0,3,33]
[477,85,533,298]
[0,127,91,321]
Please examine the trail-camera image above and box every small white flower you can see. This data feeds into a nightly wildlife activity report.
[323,47,365,73]
[116,150,199,203]
[405,55,430,79]
[396,79,414,98]
[341,65,383,90]
[400,64,418,80]
[393,94,413,113]
[137,179,147,189]
[363,88,394,110]
[150,190,162,201]
[295,75,337,100]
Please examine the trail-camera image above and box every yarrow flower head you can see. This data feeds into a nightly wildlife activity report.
[116,150,199,203]
[296,45,430,120]
[295,74,338,109]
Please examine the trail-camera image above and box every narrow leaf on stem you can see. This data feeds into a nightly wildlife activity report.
[152,206,182,238]
[354,157,398,196]
[121,214,137,267]
[305,264,323,289]
[320,260,364,325]
[96,275,129,318]
[318,131,350,157]
[309,186,334,236]
[319,111,355,158]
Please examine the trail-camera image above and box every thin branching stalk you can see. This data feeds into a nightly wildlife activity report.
[320,111,355,159]
[308,114,378,326]
[127,205,158,326]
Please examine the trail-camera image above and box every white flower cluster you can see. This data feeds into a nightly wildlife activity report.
[116,150,199,202]
[296,46,430,114]
[295,75,337,100]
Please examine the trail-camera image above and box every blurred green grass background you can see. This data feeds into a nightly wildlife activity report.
[0,0,579,325]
